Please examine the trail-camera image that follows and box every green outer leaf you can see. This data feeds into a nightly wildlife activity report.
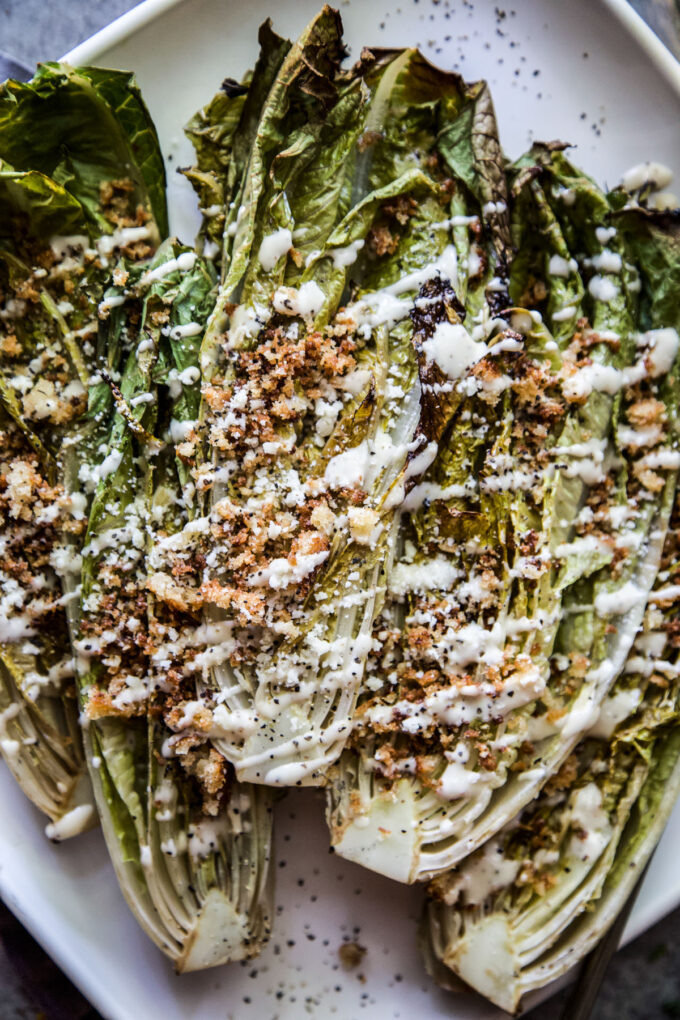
[69,65,168,236]
[0,162,86,241]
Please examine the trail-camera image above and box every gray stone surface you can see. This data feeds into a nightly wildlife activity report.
[630,0,680,56]
[0,1,679,1018]
[527,905,680,1019]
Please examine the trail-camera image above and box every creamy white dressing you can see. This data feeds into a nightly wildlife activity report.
[563,327,679,399]
[327,239,365,268]
[552,304,577,323]
[366,655,545,735]
[98,294,126,314]
[621,161,673,192]
[226,203,246,237]
[589,687,642,739]
[589,250,623,274]
[144,250,196,283]
[111,673,149,710]
[273,281,325,319]
[548,254,578,278]
[650,584,680,603]
[345,245,458,336]
[441,838,520,905]
[226,302,270,348]
[594,581,646,618]
[388,557,460,596]
[97,225,152,260]
[567,783,612,863]
[640,449,680,470]
[188,818,226,861]
[247,550,329,589]
[45,804,95,842]
[168,321,203,340]
[617,424,664,449]
[650,190,680,211]
[401,478,476,511]
[431,213,480,231]
[404,441,438,481]
[0,704,20,756]
[324,429,419,493]
[169,417,198,443]
[78,448,123,493]
[422,321,488,379]
[596,226,617,245]
[588,275,619,303]
[437,760,489,800]
[482,200,507,215]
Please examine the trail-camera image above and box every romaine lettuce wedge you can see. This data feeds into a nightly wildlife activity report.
[0,62,167,836]
[326,148,679,882]
[183,12,518,787]
[421,501,680,1013]
[75,243,274,969]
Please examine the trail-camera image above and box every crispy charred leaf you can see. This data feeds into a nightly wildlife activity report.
[0,63,167,237]
[421,509,680,1013]
[327,147,680,882]
[76,244,273,968]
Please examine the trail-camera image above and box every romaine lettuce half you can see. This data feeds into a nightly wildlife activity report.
[75,243,274,969]
[183,10,517,787]
[0,63,167,836]
[327,149,680,882]
[421,499,680,1012]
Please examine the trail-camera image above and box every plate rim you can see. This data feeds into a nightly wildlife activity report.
[63,0,187,64]
[62,0,680,103]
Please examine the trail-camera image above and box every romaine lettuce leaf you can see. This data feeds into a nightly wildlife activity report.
[0,63,168,836]
[182,13,523,788]
[0,63,167,236]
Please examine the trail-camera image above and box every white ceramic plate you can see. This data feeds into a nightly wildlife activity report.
[2,2,680,1018]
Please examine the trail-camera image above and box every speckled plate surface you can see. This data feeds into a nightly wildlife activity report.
[2,2,680,1018]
